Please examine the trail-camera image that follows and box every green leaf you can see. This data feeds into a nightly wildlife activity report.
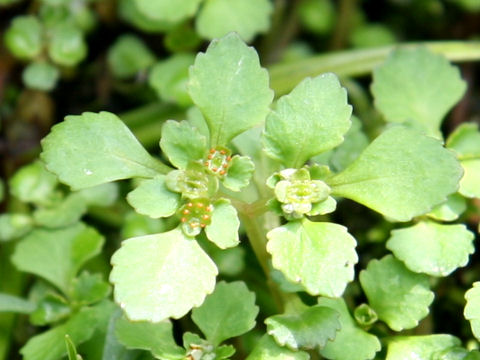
[133,0,202,23]
[266,219,357,297]
[427,193,467,222]
[149,54,195,106]
[4,15,43,60]
[458,159,480,199]
[222,155,255,191]
[77,182,119,207]
[71,272,111,306]
[447,123,480,158]
[298,0,335,34]
[265,304,340,350]
[110,228,217,322]
[195,0,273,42]
[41,111,169,190]
[121,211,167,239]
[22,62,60,91]
[127,176,180,219]
[386,221,474,277]
[33,193,87,228]
[30,292,71,326]
[354,304,378,327]
[12,223,104,294]
[464,282,480,341]
[328,116,369,172]
[118,0,173,33]
[318,297,381,360]
[328,126,463,221]
[160,120,207,169]
[189,32,273,146]
[108,35,156,79]
[359,255,434,331]
[0,214,33,241]
[0,293,35,314]
[371,48,466,137]
[205,199,240,249]
[263,74,352,168]
[9,161,58,204]
[386,335,461,360]
[192,281,258,346]
[246,335,309,360]
[20,302,110,360]
[48,23,87,67]
[115,316,185,359]
[164,23,202,53]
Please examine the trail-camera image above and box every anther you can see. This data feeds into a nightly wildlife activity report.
[183,209,190,215]
[197,202,204,208]
[202,214,210,220]
[207,154,213,160]
[220,150,226,155]
[181,217,187,223]
[209,148,215,154]
[219,170,226,175]
[187,202,193,208]
[226,156,232,161]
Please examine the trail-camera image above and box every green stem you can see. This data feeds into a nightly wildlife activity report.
[269,40,480,96]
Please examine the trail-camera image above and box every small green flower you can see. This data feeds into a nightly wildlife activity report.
[268,167,331,219]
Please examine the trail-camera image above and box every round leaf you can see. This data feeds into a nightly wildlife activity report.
[329,126,463,222]
[9,161,58,204]
[126,176,180,218]
[359,255,434,331]
[205,199,240,249]
[191,281,258,346]
[149,54,195,106]
[371,48,466,137]
[267,220,358,297]
[263,74,352,168]
[222,155,255,191]
[160,120,207,169]
[4,16,43,60]
[133,0,202,23]
[386,335,461,360]
[465,282,480,341]
[108,35,156,79]
[110,228,218,322]
[48,23,87,67]
[41,111,169,190]
[386,221,474,277]
[189,32,273,146]
[22,62,60,91]
[195,0,273,42]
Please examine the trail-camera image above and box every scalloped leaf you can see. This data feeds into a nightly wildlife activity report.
[371,48,466,137]
[464,282,480,341]
[195,0,273,42]
[160,120,207,169]
[263,74,352,168]
[189,33,273,146]
[359,255,434,331]
[12,223,104,294]
[41,112,168,190]
[266,219,357,297]
[246,335,309,360]
[318,297,381,360]
[328,126,462,221]
[33,193,87,228]
[222,155,255,191]
[110,228,218,322]
[427,193,467,222]
[192,281,258,346]
[115,316,185,359]
[0,214,33,242]
[205,199,240,249]
[386,221,474,277]
[386,335,461,360]
[126,176,180,218]
[265,304,340,350]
